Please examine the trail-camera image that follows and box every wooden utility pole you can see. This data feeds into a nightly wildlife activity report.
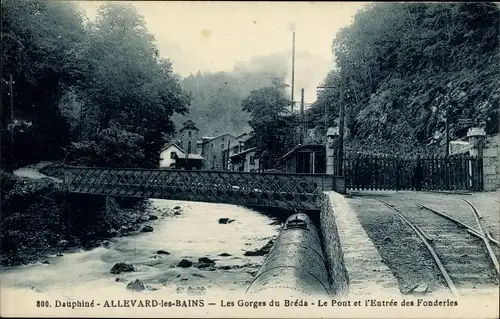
[445,115,450,157]
[8,74,14,168]
[316,85,336,134]
[300,88,305,144]
[291,31,295,112]
[338,69,345,176]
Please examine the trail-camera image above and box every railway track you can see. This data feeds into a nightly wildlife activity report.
[372,197,499,297]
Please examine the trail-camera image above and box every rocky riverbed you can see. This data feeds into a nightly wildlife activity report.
[0,199,282,298]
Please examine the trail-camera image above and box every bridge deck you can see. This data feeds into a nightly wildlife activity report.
[64,167,336,211]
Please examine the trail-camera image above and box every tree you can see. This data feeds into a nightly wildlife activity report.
[74,3,191,167]
[1,0,88,169]
[242,79,299,169]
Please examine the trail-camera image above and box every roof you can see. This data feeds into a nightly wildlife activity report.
[176,153,204,160]
[201,133,236,144]
[179,120,199,131]
[229,147,258,158]
[161,142,186,153]
[280,144,325,160]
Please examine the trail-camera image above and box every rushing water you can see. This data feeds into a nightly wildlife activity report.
[0,199,281,300]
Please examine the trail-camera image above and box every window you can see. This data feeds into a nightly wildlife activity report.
[188,141,192,153]
[188,131,192,137]
[250,156,255,165]
[211,143,214,148]
[170,151,177,159]
[221,143,224,149]
[222,137,224,142]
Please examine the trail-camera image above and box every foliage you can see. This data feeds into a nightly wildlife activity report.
[1,1,190,170]
[242,79,300,168]
[1,0,87,170]
[309,3,499,155]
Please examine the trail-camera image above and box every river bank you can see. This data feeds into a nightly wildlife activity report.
[0,168,152,267]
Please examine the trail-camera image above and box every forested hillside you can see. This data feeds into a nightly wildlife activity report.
[309,3,499,155]
[176,56,289,137]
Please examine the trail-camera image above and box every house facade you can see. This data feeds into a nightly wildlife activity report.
[223,133,259,172]
[159,120,204,170]
[159,142,185,169]
[228,147,259,172]
[201,133,237,170]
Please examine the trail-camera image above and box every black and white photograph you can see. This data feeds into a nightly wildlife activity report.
[1,1,499,318]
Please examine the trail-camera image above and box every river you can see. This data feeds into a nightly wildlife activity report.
[0,199,281,303]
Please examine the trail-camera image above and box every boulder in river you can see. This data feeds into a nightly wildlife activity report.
[177,259,193,268]
[110,262,135,274]
[157,250,170,255]
[174,211,182,216]
[140,225,154,233]
[173,206,182,210]
[149,215,158,220]
[218,253,231,257]
[126,279,145,292]
[198,257,215,264]
[218,218,229,224]
[194,257,215,269]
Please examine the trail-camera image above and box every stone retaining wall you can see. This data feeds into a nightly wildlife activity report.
[319,191,400,298]
[319,192,349,296]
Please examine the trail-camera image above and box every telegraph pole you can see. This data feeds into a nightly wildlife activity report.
[445,115,450,157]
[291,31,295,112]
[338,68,345,176]
[300,88,305,144]
[6,74,15,170]
[316,85,336,131]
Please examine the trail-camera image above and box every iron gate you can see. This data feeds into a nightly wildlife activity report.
[343,154,483,191]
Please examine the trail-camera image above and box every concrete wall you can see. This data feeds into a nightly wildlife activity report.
[318,192,349,296]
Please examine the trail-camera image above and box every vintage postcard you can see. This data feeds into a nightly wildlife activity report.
[1,1,499,318]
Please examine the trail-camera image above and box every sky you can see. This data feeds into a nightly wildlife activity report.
[77,1,367,103]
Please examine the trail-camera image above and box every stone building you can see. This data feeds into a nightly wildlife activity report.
[200,133,237,170]
[176,120,200,154]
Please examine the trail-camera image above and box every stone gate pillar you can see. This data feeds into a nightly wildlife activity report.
[467,127,486,190]
[326,127,340,176]
[467,127,486,158]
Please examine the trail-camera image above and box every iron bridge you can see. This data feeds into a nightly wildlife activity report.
[63,167,335,211]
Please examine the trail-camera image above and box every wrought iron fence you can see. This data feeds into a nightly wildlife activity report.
[343,154,483,191]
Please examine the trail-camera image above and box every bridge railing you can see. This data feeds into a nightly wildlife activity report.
[64,167,334,211]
